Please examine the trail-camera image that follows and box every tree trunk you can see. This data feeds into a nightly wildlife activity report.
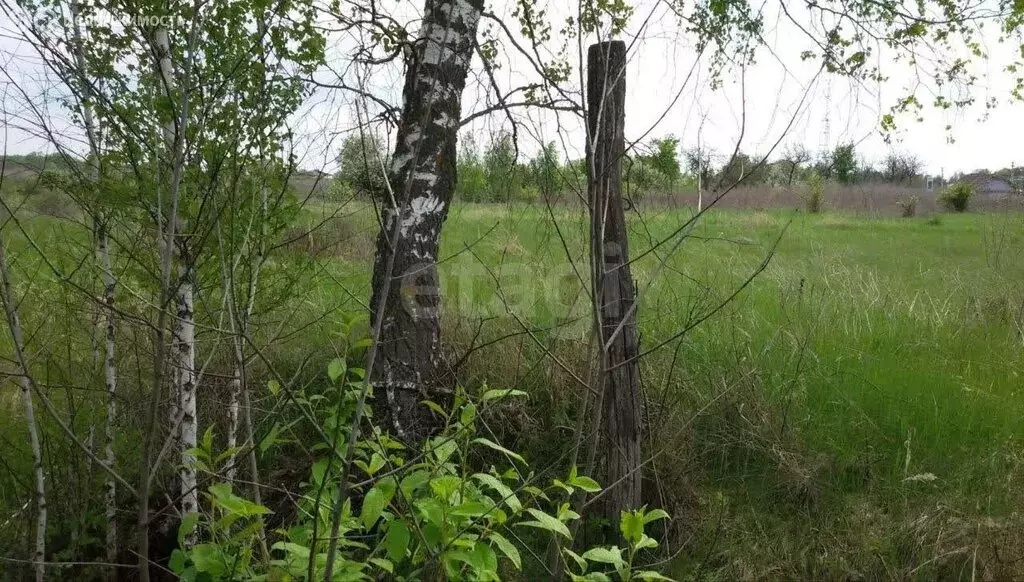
[70,0,119,560]
[98,222,118,565]
[138,24,186,582]
[587,40,642,519]
[368,0,482,442]
[0,237,46,582]
[172,242,199,531]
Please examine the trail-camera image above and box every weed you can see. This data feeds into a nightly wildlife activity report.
[898,194,919,217]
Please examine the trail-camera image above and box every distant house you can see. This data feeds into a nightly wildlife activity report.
[958,173,1019,199]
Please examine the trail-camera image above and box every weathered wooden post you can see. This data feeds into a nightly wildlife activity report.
[587,40,642,519]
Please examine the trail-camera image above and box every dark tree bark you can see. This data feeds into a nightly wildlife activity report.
[587,40,642,518]
[369,0,482,442]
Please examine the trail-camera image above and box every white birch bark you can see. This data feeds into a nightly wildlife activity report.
[98,224,118,563]
[173,249,199,526]
[0,237,46,582]
[69,0,119,563]
[152,25,199,535]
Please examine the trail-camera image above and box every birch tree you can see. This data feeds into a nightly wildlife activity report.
[368,0,484,441]
[0,235,46,582]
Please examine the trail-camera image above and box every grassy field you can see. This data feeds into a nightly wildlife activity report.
[4,196,1024,579]
[304,202,1024,578]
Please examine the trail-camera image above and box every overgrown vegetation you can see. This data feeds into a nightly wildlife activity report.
[941,182,975,212]
[3,0,1024,579]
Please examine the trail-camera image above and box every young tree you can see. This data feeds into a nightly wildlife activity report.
[0,236,46,581]
[484,130,522,202]
[646,136,681,189]
[336,132,388,199]
[832,142,858,185]
[781,143,813,185]
[455,134,488,201]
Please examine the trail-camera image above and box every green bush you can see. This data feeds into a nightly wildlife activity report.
[170,354,674,581]
[804,173,824,213]
[898,195,919,217]
[516,185,540,204]
[940,182,973,212]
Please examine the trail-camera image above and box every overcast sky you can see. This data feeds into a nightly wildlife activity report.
[2,0,1022,177]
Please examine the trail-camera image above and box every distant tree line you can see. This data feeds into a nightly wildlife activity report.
[313,134,1018,203]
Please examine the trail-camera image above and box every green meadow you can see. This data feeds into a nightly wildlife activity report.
[4,200,1023,578]
[310,203,1024,578]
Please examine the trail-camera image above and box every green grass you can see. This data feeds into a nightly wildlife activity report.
[351,204,1024,579]
[4,198,1023,578]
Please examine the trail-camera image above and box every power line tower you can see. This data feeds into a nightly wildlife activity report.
[818,78,833,161]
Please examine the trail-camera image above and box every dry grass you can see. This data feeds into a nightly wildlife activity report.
[643,182,1024,215]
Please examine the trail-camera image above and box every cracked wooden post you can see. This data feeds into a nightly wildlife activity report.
[587,40,642,520]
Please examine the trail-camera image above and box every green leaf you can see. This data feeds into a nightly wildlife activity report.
[518,508,571,539]
[259,422,282,454]
[472,437,526,464]
[360,477,397,529]
[635,534,659,550]
[429,437,459,464]
[384,520,410,561]
[642,508,670,524]
[327,358,345,382]
[190,543,227,575]
[449,541,498,574]
[620,510,644,543]
[369,557,394,573]
[267,379,280,395]
[572,573,612,582]
[634,571,675,580]
[481,388,528,402]
[400,470,430,498]
[472,472,522,512]
[430,474,462,501]
[489,532,522,570]
[310,458,329,485]
[563,548,588,573]
[460,401,477,425]
[568,473,601,493]
[178,512,199,545]
[423,400,449,420]
[168,549,186,573]
[581,546,625,569]
[271,541,310,559]
[201,426,215,455]
[350,338,373,350]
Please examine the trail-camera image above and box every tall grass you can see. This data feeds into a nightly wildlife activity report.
[3,197,1023,578]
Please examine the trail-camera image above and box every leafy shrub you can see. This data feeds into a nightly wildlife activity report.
[898,195,919,217]
[170,356,675,581]
[517,185,540,204]
[940,182,973,212]
[804,174,823,213]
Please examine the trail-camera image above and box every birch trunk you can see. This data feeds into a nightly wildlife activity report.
[69,0,119,562]
[98,224,118,563]
[138,25,185,580]
[0,237,46,582]
[369,0,482,442]
[172,245,199,526]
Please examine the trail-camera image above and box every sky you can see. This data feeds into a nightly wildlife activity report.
[2,0,1022,177]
